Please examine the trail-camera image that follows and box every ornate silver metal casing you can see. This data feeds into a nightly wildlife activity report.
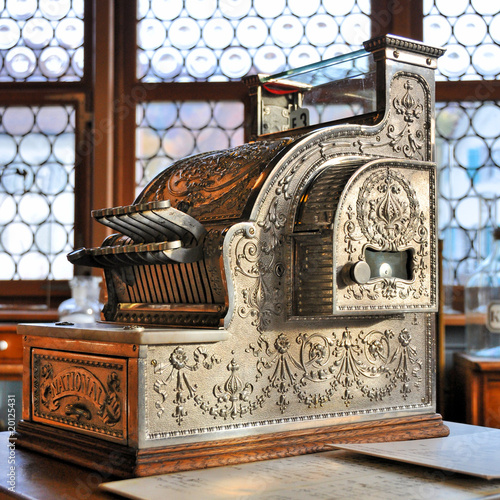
[26,36,446,451]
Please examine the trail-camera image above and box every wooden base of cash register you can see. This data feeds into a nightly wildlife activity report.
[15,414,448,479]
[14,328,449,478]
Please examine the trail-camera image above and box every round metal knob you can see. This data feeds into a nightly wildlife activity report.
[0,340,8,351]
[350,261,371,284]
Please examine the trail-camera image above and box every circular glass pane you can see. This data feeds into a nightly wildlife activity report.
[0,134,17,165]
[203,19,233,50]
[472,44,500,77]
[471,0,500,15]
[438,198,452,231]
[424,15,452,47]
[0,253,15,280]
[40,47,70,78]
[438,44,470,78]
[185,0,217,19]
[492,137,500,167]
[6,0,37,20]
[19,193,50,224]
[455,136,489,169]
[35,162,68,194]
[53,133,75,164]
[169,18,201,50]
[270,16,303,48]
[323,0,355,16]
[442,227,471,261]
[220,47,251,78]
[35,222,68,253]
[439,165,471,199]
[1,222,32,254]
[39,0,71,20]
[22,18,53,49]
[5,47,36,78]
[0,19,21,50]
[454,14,487,46]
[137,50,149,80]
[436,105,470,140]
[289,45,320,68]
[254,45,286,74]
[0,195,16,224]
[2,107,35,136]
[143,157,171,184]
[151,0,183,20]
[52,192,74,224]
[219,0,251,19]
[235,17,268,48]
[144,102,177,130]
[137,19,166,50]
[456,196,487,230]
[55,18,84,49]
[213,102,244,129]
[254,0,285,18]
[229,127,244,148]
[197,127,229,152]
[339,14,370,46]
[471,104,500,139]
[490,14,500,45]
[73,0,84,18]
[185,48,217,79]
[1,164,33,194]
[37,106,69,135]
[179,102,212,129]
[435,0,468,16]
[305,15,338,47]
[473,166,500,199]
[19,134,52,165]
[18,252,50,279]
[71,47,84,77]
[136,128,161,159]
[151,47,183,79]
[52,253,73,279]
[288,0,320,17]
[162,128,195,158]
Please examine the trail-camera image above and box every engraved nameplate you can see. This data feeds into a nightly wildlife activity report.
[31,348,127,444]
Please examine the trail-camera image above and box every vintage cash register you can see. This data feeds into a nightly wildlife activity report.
[15,35,448,477]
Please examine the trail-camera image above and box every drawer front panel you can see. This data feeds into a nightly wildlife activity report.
[32,348,127,444]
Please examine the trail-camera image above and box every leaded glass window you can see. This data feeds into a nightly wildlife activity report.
[0,0,84,82]
[136,101,245,195]
[437,100,500,284]
[0,105,75,280]
[137,0,371,82]
[424,0,500,81]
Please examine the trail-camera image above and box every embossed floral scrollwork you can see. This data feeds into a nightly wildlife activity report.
[236,220,283,333]
[152,346,221,425]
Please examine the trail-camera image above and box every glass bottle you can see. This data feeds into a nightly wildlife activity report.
[465,228,500,357]
[58,275,102,324]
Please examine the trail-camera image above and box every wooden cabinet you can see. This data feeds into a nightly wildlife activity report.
[0,325,23,381]
[0,310,59,381]
[454,352,500,428]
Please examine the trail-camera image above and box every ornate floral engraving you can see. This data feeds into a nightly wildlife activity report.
[343,167,430,302]
[152,346,220,424]
[235,200,286,332]
[247,327,422,411]
[357,78,428,161]
[357,169,419,251]
[195,358,265,420]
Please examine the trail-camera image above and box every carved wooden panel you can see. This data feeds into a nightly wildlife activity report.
[31,348,128,444]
